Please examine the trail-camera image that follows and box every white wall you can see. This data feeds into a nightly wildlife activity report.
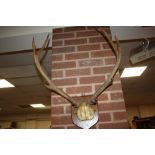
[0,113,51,129]
[126,104,155,123]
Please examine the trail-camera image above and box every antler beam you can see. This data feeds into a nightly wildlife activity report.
[90,28,121,104]
[32,34,77,107]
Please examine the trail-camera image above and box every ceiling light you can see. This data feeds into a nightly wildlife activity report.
[30,104,45,108]
[121,66,147,78]
[0,79,15,88]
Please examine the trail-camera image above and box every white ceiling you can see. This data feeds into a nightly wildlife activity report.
[0,50,51,115]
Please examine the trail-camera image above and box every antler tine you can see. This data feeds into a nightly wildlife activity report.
[40,37,50,64]
[32,34,77,107]
[115,35,121,55]
[32,36,51,85]
[40,34,50,52]
[90,28,121,104]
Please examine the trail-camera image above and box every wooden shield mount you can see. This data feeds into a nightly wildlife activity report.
[32,28,121,129]
[71,97,99,129]
[71,103,99,129]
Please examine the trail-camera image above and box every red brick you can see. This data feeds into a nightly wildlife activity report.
[90,125,98,129]
[97,94,109,102]
[93,66,114,74]
[52,54,63,61]
[52,106,64,115]
[107,74,120,82]
[106,83,122,91]
[53,78,77,86]
[52,126,65,129]
[95,83,122,92]
[52,40,63,47]
[79,76,105,84]
[89,36,106,43]
[105,57,116,65]
[52,96,84,105]
[87,27,111,35]
[79,59,104,67]
[64,26,86,32]
[52,61,76,69]
[52,97,69,105]
[87,26,109,30]
[65,68,91,77]
[65,52,89,60]
[113,74,121,82]
[86,26,100,30]
[104,28,111,34]
[110,92,123,100]
[99,122,129,129]
[66,86,92,94]
[91,50,114,58]
[52,46,75,54]
[103,43,111,50]
[77,30,99,37]
[51,88,65,96]
[64,38,87,46]
[74,95,90,103]
[67,125,81,129]
[98,102,126,111]
[113,111,127,121]
[77,44,100,51]
[53,28,63,33]
[65,105,71,114]
[52,115,72,125]
[99,113,111,122]
[53,33,74,40]
[102,28,111,34]
[52,70,63,78]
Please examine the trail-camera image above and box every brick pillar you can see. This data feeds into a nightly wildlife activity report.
[51,26,129,129]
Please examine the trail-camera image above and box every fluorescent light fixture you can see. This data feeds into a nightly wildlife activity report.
[30,104,45,108]
[121,66,147,78]
[0,79,15,88]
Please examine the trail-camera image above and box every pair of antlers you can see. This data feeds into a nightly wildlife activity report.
[32,28,121,107]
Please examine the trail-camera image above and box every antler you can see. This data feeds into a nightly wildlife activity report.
[32,34,77,107]
[90,28,121,104]
[32,28,121,108]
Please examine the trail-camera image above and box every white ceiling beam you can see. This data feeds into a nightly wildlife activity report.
[0,26,61,53]
[0,32,51,53]
[0,26,59,38]
[110,26,155,41]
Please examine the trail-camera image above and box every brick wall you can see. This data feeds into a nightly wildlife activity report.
[51,26,129,129]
